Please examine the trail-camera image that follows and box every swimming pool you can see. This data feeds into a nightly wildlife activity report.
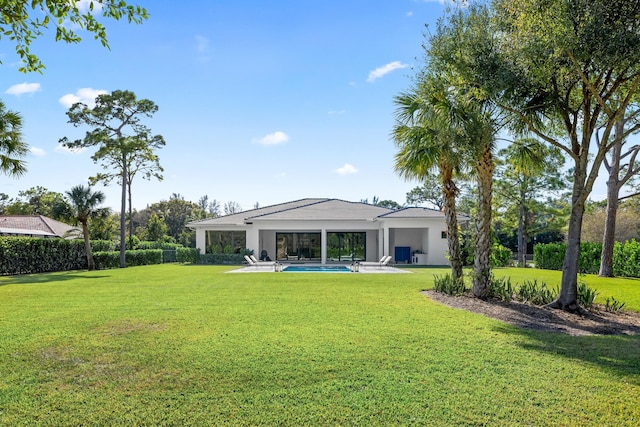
[282,265,352,273]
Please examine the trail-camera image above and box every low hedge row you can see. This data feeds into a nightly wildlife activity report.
[534,239,640,277]
[93,250,163,269]
[0,237,87,275]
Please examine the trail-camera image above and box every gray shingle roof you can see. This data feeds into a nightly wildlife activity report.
[188,198,394,226]
[0,215,80,238]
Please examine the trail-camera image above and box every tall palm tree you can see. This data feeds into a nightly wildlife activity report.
[0,100,28,177]
[66,185,106,271]
[392,79,466,282]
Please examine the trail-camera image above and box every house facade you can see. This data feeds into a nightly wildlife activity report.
[188,198,463,266]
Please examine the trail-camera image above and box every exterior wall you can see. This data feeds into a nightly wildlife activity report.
[381,218,450,266]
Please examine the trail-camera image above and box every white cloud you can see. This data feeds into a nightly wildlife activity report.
[55,144,86,155]
[59,87,108,109]
[253,131,289,146]
[334,163,358,175]
[407,11,414,16]
[5,82,41,96]
[367,61,409,83]
[30,147,46,157]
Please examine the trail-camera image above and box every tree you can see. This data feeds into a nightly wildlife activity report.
[406,174,445,210]
[0,101,28,178]
[224,201,242,216]
[64,185,106,270]
[4,186,71,219]
[376,200,402,210]
[431,0,640,311]
[599,117,640,276]
[146,213,168,242]
[494,139,567,266]
[392,77,466,283]
[144,194,206,243]
[61,90,165,268]
[0,0,148,73]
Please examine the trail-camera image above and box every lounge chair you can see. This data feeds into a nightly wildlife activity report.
[245,255,278,270]
[359,255,393,269]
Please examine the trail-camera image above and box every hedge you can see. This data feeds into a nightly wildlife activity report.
[197,253,244,265]
[0,237,87,275]
[93,249,163,269]
[534,240,640,277]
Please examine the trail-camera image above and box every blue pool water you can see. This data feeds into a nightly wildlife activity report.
[283,265,352,273]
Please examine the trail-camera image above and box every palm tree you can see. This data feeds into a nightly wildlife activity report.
[392,79,466,283]
[66,185,106,270]
[0,100,28,177]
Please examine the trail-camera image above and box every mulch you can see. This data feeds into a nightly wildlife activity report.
[422,290,640,336]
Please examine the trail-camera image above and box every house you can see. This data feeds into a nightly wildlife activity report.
[0,215,80,239]
[188,198,466,266]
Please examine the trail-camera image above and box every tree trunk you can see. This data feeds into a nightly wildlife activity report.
[473,145,493,299]
[599,124,623,277]
[441,166,462,283]
[128,180,133,247]
[550,165,588,312]
[517,187,526,268]
[82,220,95,270]
[119,157,127,268]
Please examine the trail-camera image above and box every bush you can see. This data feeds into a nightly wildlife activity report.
[516,279,558,305]
[533,243,566,271]
[0,237,87,275]
[491,243,512,268]
[90,240,117,252]
[613,239,640,278]
[197,253,244,265]
[177,247,199,264]
[488,275,513,302]
[162,250,177,263]
[138,241,183,250]
[577,242,602,274]
[93,249,163,269]
[433,274,466,296]
[577,279,598,310]
[604,296,626,312]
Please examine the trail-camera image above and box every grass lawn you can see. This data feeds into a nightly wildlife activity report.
[1,264,639,426]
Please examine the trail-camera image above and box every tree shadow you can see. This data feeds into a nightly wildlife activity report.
[493,322,640,384]
[0,271,110,286]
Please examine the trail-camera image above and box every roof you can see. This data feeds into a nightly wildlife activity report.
[188,198,448,228]
[0,215,81,238]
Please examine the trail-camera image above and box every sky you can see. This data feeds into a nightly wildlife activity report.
[0,0,614,213]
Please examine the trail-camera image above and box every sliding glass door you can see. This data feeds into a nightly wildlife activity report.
[276,232,321,261]
[326,232,365,262]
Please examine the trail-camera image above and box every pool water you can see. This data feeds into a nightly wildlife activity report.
[282,265,352,273]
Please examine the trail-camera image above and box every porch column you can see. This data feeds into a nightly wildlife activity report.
[383,226,390,258]
[196,228,206,254]
[321,228,327,264]
[246,227,259,255]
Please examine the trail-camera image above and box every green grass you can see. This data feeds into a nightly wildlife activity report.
[1,265,639,425]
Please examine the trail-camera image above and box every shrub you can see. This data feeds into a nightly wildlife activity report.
[162,250,177,263]
[613,239,640,278]
[90,240,117,252]
[138,241,183,250]
[604,296,626,313]
[0,237,87,275]
[488,275,513,302]
[433,274,466,296]
[177,247,199,264]
[93,249,163,269]
[577,242,602,274]
[491,243,512,268]
[533,243,565,271]
[197,253,244,265]
[577,279,598,310]
[516,279,558,305]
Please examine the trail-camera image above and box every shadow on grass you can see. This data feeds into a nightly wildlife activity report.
[493,323,640,384]
[0,271,110,286]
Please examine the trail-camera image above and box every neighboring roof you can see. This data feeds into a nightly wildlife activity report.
[0,215,80,238]
[188,198,453,228]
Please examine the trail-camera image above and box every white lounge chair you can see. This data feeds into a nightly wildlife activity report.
[245,255,279,270]
[359,255,392,269]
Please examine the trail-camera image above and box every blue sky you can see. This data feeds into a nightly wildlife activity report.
[0,0,613,212]
[0,0,455,211]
